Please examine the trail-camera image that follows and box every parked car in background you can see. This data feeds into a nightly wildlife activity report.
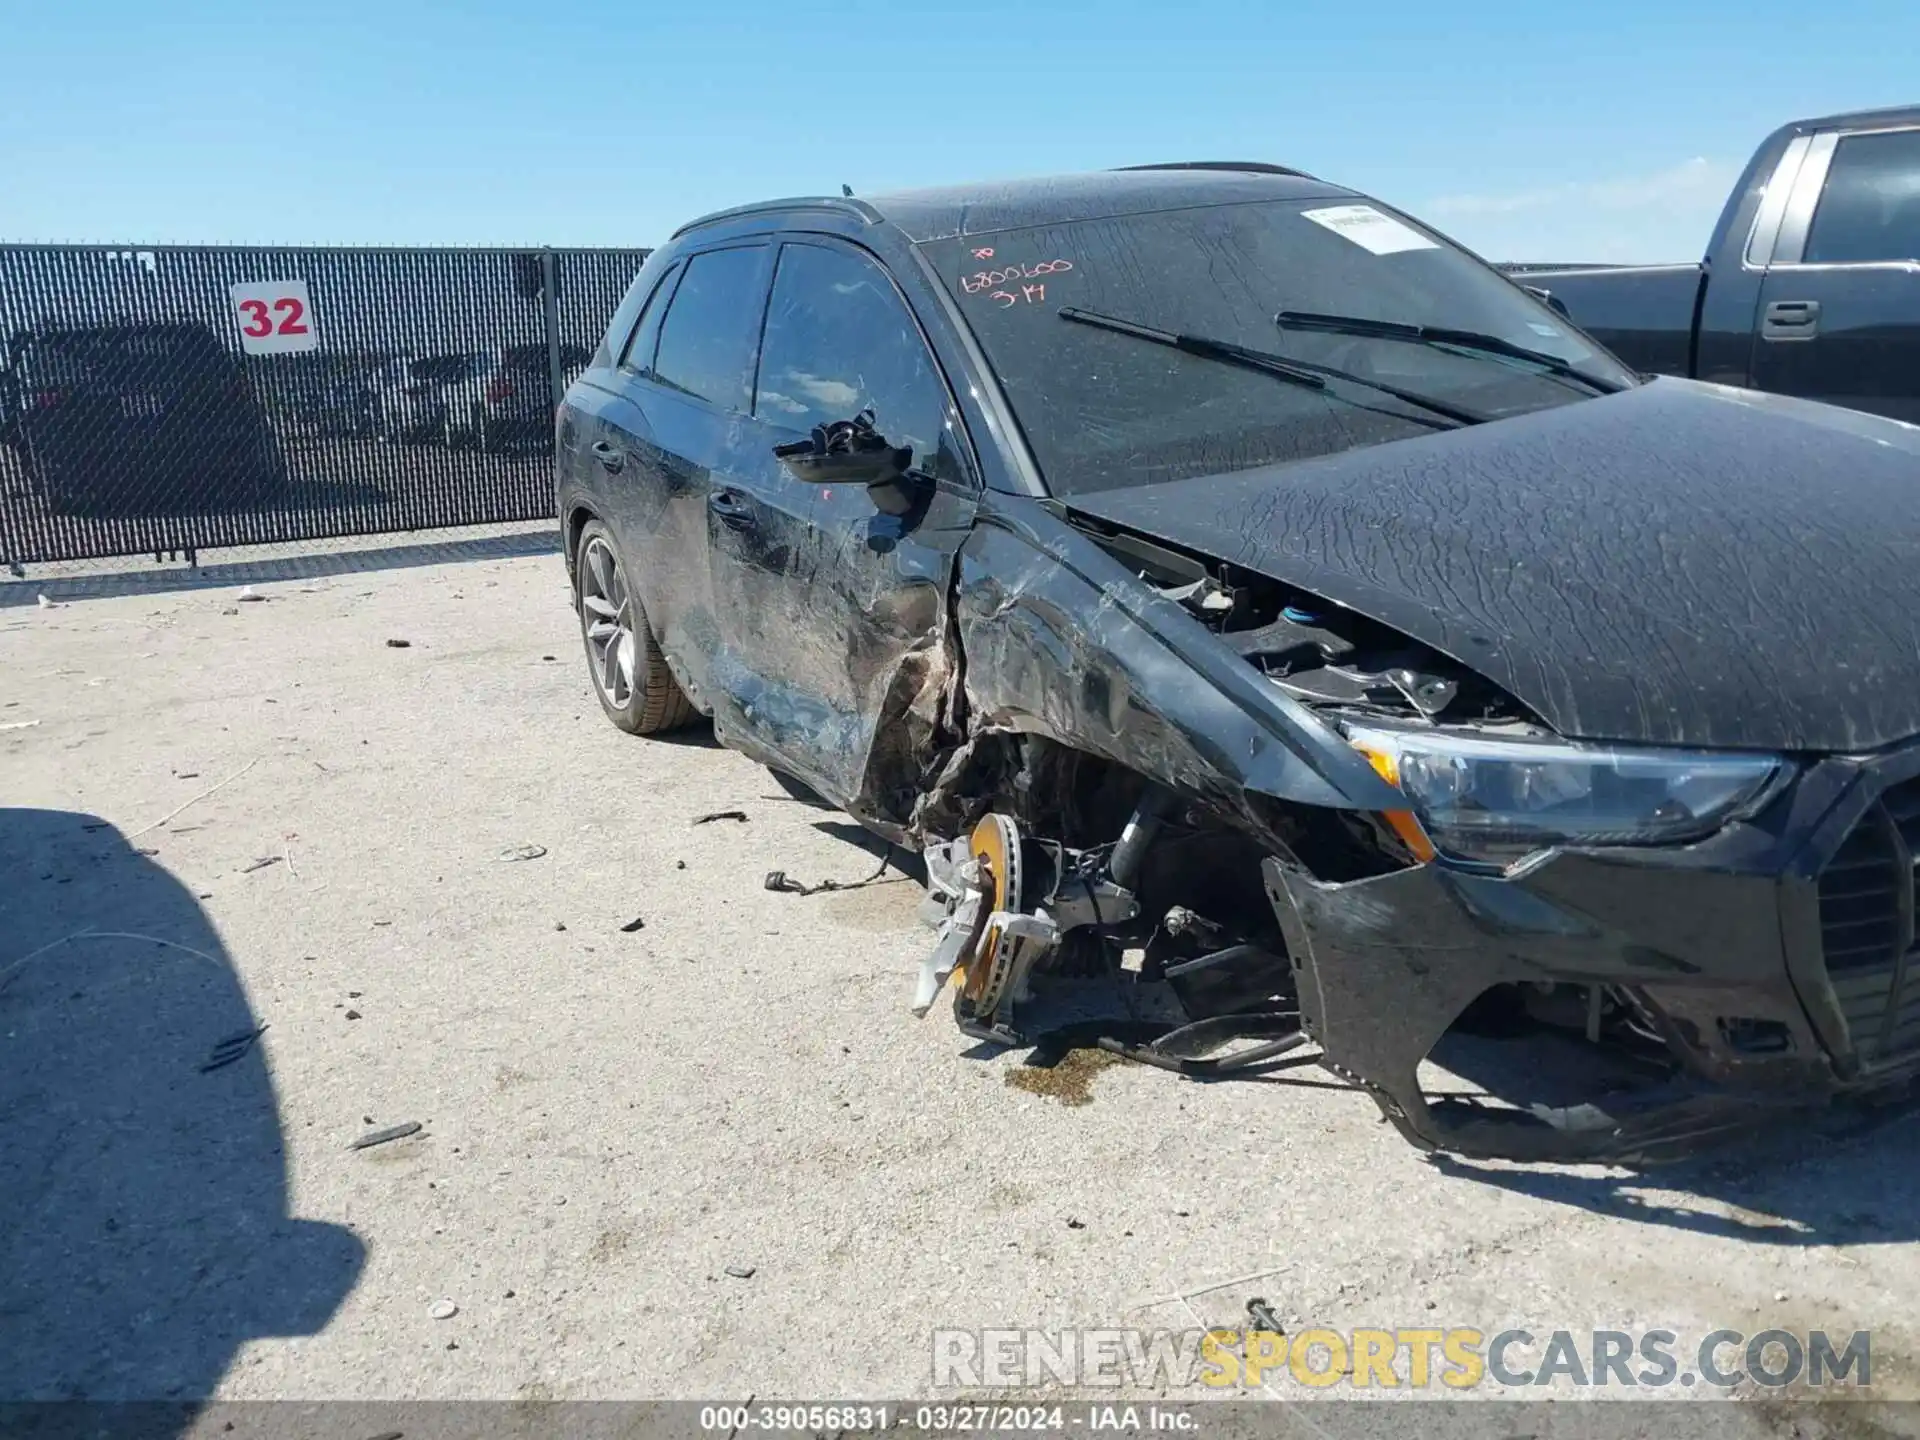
[0,332,25,451]
[371,351,487,444]
[558,162,1920,1166]
[440,342,589,451]
[3,322,285,513]
[1511,104,1920,423]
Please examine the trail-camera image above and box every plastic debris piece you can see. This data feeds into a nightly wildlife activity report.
[723,1264,755,1279]
[619,916,646,933]
[199,1022,268,1072]
[350,1121,422,1150]
[693,810,748,825]
[497,844,547,862]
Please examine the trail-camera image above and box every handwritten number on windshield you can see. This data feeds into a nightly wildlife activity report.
[991,284,1047,308]
[961,259,1072,295]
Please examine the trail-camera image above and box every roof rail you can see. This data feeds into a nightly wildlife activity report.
[669,195,883,240]
[1114,160,1316,179]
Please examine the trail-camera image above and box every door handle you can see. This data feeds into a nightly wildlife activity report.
[591,439,625,472]
[708,489,756,530]
[1762,299,1822,341]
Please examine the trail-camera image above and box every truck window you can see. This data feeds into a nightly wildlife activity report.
[1803,129,1920,265]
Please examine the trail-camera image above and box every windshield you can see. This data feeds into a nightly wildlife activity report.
[922,197,1637,497]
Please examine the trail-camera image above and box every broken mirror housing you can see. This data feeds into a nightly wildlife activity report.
[1341,720,1787,867]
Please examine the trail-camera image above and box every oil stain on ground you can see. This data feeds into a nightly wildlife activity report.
[1005,1047,1125,1107]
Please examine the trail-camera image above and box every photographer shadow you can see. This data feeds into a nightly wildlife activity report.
[1424,1028,1920,1247]
[0,807,363,1405]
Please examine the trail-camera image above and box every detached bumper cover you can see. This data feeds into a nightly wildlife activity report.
[1264,743,1920,1163]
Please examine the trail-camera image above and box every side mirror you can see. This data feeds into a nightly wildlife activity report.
[773,409,927,515]
[773,444,907,487]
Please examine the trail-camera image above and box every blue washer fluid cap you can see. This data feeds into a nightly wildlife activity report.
[1281,604,1322,626]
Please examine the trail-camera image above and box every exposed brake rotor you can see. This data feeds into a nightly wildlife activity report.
[956,812,1027,1015]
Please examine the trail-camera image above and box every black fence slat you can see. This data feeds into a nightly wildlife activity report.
[0,244,649,565]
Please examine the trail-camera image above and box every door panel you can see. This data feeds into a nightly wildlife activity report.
[1751,127,1920,423]
[707,238,980,824]
[588,244,772,706]
[1750,268,1920,423]
[597,382,725,702]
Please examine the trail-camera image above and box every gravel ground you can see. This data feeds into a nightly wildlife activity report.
[2,546,1918,1428]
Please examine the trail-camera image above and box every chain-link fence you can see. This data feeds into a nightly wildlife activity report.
[0,245,649,565]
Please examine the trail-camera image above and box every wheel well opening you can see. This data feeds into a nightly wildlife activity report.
[563,504,598,582]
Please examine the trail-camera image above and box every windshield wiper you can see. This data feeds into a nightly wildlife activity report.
[1059,307,1487,427]
[1274,310,1626,395]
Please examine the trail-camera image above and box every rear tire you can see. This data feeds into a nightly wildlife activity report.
[575,518,696,735]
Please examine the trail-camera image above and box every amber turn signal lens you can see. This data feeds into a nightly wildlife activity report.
[1356,743,1439,863]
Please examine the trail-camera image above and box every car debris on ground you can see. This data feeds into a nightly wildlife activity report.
[763,853,890,898]
[350,1121,422,1150]
[198,1022,268,1073]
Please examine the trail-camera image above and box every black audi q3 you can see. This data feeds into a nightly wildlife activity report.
[555,161,1920,1163]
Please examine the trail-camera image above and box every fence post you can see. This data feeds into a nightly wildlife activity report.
[541,248,563,412]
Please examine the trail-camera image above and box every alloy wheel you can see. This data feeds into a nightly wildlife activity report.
[580,535,637,709]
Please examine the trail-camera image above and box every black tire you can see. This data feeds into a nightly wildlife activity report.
[575,518,696,735]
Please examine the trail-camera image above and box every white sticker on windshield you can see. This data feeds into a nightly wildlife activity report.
[1527,322,1563,338]
[1300,204,1439,256]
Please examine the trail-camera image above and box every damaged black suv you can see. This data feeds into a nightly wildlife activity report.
[556,161,1920,1164]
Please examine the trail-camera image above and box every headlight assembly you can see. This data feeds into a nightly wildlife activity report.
[1343,721,1788,868]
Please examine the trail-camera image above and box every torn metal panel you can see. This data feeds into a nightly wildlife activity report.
[703,432,980,834]
[952,498,1407,821]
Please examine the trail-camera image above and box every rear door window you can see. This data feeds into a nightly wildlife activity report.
[753,241,952,474]
[650,246,768,412]
[1804,129,1920,264]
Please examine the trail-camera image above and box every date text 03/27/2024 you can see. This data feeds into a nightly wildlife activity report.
[696,1404,1197,1432]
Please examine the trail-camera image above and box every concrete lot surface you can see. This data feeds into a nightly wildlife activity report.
[3,544,1918,1429]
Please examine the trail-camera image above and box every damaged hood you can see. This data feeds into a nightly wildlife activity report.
[1069,378,1920,752]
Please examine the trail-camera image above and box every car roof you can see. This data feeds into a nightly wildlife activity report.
[1782,101,1920,134]
[672,165,1359,246]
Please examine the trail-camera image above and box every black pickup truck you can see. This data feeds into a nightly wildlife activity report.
[1511,104,1920,424]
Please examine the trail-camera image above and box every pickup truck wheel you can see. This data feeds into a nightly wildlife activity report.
[576,519,696,735]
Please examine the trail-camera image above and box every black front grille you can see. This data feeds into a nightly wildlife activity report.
[1817,778,1920,1063]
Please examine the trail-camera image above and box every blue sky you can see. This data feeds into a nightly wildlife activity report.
[3,0,1915,262]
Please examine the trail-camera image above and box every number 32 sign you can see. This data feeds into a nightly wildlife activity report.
[229,279,317,355]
